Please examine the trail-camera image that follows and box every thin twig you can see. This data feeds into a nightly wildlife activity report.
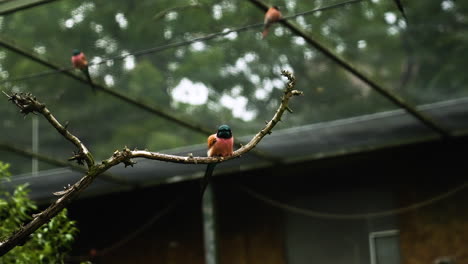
[0,70,302,256]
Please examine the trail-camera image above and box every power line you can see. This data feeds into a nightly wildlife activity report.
[0,0,365,85]
[0,67,69,85]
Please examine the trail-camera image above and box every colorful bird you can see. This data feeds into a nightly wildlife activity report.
[393,0,407,20]
[200,125,234,197]
[262,6,282,39]
[71,49,96,93]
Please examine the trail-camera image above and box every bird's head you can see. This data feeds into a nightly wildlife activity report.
[272,6,280,10]
[72,49,81,56]
[217,125,232,139]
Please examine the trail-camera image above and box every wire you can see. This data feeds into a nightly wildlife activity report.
[96,196,183,257]
[0,0,365,85]
[237,181,468,220]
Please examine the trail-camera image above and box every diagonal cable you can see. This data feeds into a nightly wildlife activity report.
[0,0,60,16]
[0,141,137,186]
[247,0,451,139]
[0,37,281,163]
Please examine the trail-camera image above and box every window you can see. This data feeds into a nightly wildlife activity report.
[369,230,401,264]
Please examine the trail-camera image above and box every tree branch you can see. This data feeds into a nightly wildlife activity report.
[0,70,302,256]
[3,91,94,168]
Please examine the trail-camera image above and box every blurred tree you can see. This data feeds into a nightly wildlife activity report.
[0,0,467,173]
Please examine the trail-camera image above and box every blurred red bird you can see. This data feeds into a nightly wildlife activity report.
[71,49,96,93]
[262,6,282,39]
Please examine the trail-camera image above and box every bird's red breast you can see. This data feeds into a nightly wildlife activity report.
[71,52,88,69]
[264,7,282,25]
[207,134,234,157]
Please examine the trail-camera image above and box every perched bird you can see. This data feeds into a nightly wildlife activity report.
[200,125,234,197]
[71,49,96,93]
[393,0,407,20]
[262,6,282,39]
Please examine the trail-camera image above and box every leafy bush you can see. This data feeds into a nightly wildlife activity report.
[0,161,79,264]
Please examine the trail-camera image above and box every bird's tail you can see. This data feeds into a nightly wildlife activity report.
[393,0,407,21]
[262,25,270,39]
[200,163,217,197]
[82,67,97,94]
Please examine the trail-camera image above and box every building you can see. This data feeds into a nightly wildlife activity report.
[6,97,468,264]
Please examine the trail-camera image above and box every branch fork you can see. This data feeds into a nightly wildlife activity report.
[3,91,44,115]
[68,150,87,165]
[113,147,137,168]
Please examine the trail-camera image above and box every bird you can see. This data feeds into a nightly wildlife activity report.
[71,49,96,93]
[393,0,407,20]
[262,6,282,39]
[200,125,234,197]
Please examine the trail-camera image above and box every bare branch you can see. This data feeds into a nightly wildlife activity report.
[0,70,302,256]
[3,92,95,168]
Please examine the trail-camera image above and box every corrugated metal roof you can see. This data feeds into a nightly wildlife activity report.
[4,97,468,203]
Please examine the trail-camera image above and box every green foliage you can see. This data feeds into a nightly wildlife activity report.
[0,161,78,263]
[0,163,11,180]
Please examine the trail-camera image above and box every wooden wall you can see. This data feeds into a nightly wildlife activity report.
[395,138,468,264]
[216,183,286,264]
[399,184,468,264]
